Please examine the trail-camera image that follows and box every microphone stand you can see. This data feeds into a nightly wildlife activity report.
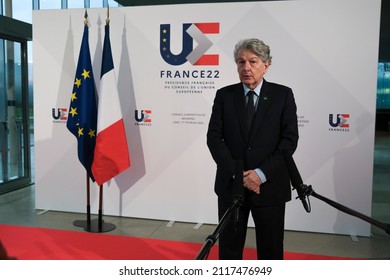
[195,197,243,260]
[294,183,390,235]
[195,160,245,260]
[283,151,390,235]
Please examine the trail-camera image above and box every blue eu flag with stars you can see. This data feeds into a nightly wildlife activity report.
[66,24,97,181]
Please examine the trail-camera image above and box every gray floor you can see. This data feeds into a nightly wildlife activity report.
[1,132,389,259]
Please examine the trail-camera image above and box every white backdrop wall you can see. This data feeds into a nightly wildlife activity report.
[33,0,381,236]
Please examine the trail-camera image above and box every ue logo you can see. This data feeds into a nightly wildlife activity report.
[52,108,68,121]
[160,22,219,66]
[135,110,152,123]
[329,114,349,128]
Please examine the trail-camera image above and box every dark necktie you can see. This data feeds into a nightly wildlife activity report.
[246,91,255,131]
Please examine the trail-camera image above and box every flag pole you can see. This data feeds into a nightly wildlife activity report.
[86,174,91,226]
[107,4,110,24]
[82,6,115,233]
[70,10,97,230]
[73,172,92,228]
[84,183,116,233]
[98,184,103,231]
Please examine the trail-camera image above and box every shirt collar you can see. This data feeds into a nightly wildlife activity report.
[243,79,264,96]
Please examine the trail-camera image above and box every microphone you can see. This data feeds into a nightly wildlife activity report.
[283,151,311,213]
[232,160,244,228]
[232,160,244,201]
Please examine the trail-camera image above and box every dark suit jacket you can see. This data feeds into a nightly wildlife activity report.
[207,80,299,206]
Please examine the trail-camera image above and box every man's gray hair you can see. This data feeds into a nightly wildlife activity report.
[234,38,272,65]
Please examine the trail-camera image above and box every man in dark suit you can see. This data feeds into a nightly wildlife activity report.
[207,38,298,260]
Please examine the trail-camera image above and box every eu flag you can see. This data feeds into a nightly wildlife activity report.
[67,24,97,181]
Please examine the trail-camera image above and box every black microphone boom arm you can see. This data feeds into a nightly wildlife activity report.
[195,160,245,260]
[306,184,390,235]
[284,151,390,235]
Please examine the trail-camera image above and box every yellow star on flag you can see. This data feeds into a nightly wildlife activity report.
[81,69,90,80]
[88,129,96,138]
[74,78,81,88]
[77,127,84,137]
[69,107,78,117]
[70,92,77,102]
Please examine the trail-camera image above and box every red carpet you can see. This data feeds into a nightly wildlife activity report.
[0,224,353,260]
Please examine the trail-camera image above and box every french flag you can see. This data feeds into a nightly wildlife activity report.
[92,22,130,186]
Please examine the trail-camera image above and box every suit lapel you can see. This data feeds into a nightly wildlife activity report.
[233,84,247,138]
[249,80,270,140]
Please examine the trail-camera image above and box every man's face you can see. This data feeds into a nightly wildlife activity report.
[236,49,269,90]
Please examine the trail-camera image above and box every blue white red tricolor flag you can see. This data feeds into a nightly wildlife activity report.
[91,21,131,185]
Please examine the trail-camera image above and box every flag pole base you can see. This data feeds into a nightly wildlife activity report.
[83,221,116,233]
[73,204,94,228]
[73,219,88,227]
[80,184,116,232]
[82,208,115,233]
[73,218,103,228]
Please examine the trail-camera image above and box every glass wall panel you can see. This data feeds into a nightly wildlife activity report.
[39,0,61,10]
[0,38,30,191]
[68,0,84,9]
[12,0,32,23]
[0,38,5,184]
[107,0,119,7]
[377,62,390,109]
[90,0,103,8]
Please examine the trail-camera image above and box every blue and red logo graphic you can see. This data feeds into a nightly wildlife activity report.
[52,108,68,121]
[329,114,349,128]
[160,23,219,66]
[135,110,152,123]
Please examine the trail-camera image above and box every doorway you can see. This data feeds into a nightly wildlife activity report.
[0,16,32,194]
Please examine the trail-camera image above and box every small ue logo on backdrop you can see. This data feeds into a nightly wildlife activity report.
[135,110,152,126]
[329,114,350,131]
[52,108,68,122]
[160,22,219,66]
